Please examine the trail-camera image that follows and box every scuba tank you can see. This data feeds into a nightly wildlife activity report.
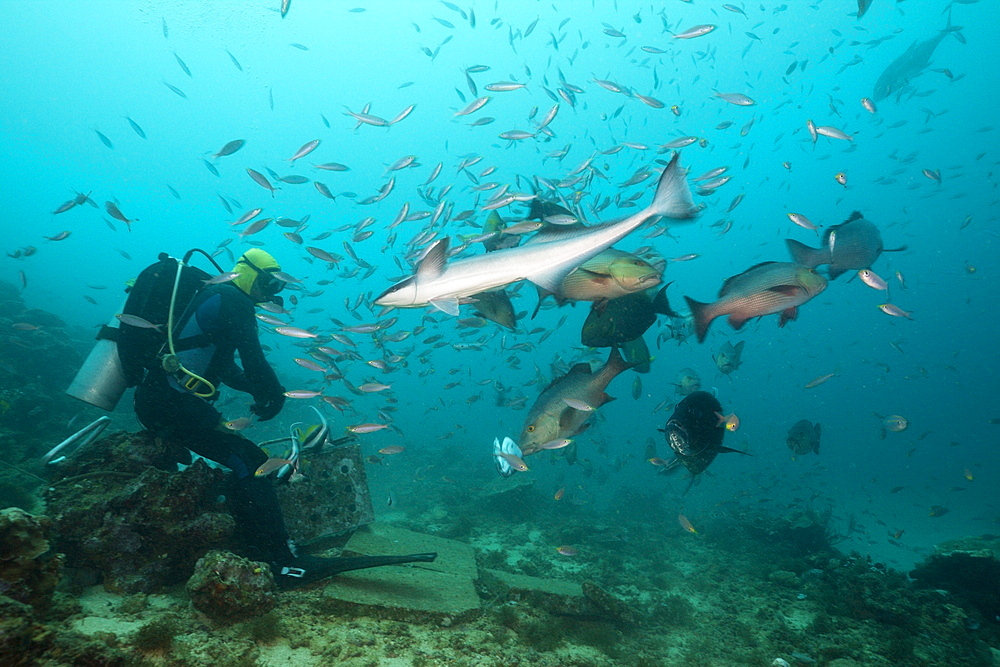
[65,298,129,411]
[65,249,224,410]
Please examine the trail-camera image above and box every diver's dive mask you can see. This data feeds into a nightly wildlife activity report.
[238,256,286,299]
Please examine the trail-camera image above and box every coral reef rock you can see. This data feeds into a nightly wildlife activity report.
[0,281,84,438]
[46,431,234,594]
[186,550,276,622]
[0,507,63,609]
[910,535,1000,620]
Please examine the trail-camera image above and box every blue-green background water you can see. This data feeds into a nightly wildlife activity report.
[2,0,997,571]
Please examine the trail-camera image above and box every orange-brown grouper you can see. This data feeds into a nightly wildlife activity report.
[684,261,828,342]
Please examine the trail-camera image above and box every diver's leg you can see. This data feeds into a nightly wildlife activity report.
[135,376,296,565]
[136,377,437,588]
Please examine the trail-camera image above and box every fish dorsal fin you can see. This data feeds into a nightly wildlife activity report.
[416,238,449,281]
[531,285,552,320]
[540,362,591,393]
[846,211,864,223]
[650,281,679,318]
[483,210,505,235]
[529,198,577,221]
[718,262,777,297]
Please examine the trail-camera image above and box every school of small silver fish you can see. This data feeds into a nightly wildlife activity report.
[4,1,995,568]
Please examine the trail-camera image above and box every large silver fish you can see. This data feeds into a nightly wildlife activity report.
[785,212,906,280]
[374,153,698,314]
[872,25,963,101]
[519,347,633,456]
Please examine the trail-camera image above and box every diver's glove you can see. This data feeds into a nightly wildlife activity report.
[251,391,285,421]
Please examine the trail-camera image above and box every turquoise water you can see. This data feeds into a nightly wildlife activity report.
[2,1,997,572]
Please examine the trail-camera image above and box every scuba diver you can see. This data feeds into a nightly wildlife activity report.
[130,248,435,587]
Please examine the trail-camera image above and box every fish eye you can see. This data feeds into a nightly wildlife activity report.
[526,425,535,432]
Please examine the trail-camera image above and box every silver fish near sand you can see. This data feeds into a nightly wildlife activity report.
[519,347,633,456]
[374,153,698,314]
[684,262,828,342]
[872,25,963,101]
[785,212,906,280]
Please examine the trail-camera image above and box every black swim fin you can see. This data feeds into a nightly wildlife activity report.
[275,552,438,589]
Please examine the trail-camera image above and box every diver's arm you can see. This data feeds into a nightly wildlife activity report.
[222,292,285,407]
[220,358,253,393]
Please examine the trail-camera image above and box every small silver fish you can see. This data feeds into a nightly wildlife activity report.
[674,24,716,39]
[116,313,161,330]
[203,271,241,285]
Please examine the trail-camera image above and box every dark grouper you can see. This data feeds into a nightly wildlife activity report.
[785,212,906,280]
[659,391,748,477]
[786,419,822,456]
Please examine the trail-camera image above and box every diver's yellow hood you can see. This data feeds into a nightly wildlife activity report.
[232,248,280,298]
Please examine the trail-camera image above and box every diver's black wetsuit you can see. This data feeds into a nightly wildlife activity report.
[134,283,290,563]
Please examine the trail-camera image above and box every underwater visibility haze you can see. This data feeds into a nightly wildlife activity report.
[1,1,998,665]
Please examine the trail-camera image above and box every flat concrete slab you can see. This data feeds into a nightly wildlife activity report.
[321,525,481,620]
[484,568,584,599]
[343,524,478,578]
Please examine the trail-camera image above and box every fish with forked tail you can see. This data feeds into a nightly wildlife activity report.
[785,212,906,280]
[374,152,699,314]
[872,23,964,101]
[684,262,827,343]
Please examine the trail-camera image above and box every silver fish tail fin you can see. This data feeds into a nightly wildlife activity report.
[651,153,699,221]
